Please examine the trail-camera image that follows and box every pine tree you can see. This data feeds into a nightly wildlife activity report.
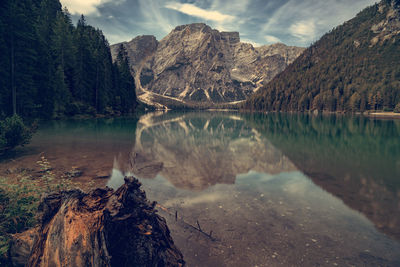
[7,0,40,117]
[74,15,91,102]
[35,0,62,118]
[0,0,9,117]
[115,44,137,113]
[51,9,75,115]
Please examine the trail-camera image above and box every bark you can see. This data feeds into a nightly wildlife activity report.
[10,177,184,267]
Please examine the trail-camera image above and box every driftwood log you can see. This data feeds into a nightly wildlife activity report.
[9,177,184,267]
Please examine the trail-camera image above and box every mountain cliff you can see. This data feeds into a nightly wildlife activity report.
[111,24,304,107]
[244,0,400,112]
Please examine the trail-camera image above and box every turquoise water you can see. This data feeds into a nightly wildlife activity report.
[3,112,400,266]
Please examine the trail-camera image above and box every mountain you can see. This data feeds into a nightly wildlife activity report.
[111,24,304,108]
[244,0,400,113]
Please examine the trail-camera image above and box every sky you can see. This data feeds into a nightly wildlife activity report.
[60,0,377,47]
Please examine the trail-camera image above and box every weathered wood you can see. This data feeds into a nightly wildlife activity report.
[10,177,185,267]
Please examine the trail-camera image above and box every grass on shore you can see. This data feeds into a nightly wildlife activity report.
[0,156,77,264]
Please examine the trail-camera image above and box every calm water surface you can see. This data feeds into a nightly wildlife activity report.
[1,112,400,266]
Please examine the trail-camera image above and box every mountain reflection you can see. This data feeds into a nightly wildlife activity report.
[114,112,296,191]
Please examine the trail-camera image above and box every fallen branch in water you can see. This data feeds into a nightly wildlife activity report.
[156,204,217,241]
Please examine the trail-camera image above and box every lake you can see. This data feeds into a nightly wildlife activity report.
[1,112,400,266]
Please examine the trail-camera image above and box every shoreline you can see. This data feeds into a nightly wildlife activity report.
[238,109,400,119]
[366,112,400,119]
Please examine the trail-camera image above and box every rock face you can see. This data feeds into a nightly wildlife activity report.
[371,0,400,45]
[10,177,184,267]
[111,23,304,106]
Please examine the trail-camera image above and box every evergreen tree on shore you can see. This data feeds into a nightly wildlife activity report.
[244,0,400,113]
[0,0,137,119]
[114,44,137,114]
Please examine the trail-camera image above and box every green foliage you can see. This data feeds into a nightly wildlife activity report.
[0,1,137,119]
[0,115,33,152]
[0,177,39,247]
[394,103,400,113]
[245,1,400,113]
[113,44,137,114]
[0,155,75,263]
[65,101,97,116]
[0,172,45,264]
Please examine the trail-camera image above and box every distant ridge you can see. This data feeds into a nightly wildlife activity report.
[245,0,400,113]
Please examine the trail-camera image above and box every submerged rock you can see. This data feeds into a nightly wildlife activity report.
[10,177,184,267]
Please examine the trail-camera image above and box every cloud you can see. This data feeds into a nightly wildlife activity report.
[264,35,281,44]
[289,20,316,42]
[138,0,176,37]
[242,39,262,47]
[260,0,376,46]
[211,0,250,14]
[164,191,226,207]
[69,0,378,47]
[165,2,235,23]
[60,0,118,15]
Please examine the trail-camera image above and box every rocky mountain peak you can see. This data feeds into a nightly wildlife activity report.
[172,23,210,33]
[111,23,304,108]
